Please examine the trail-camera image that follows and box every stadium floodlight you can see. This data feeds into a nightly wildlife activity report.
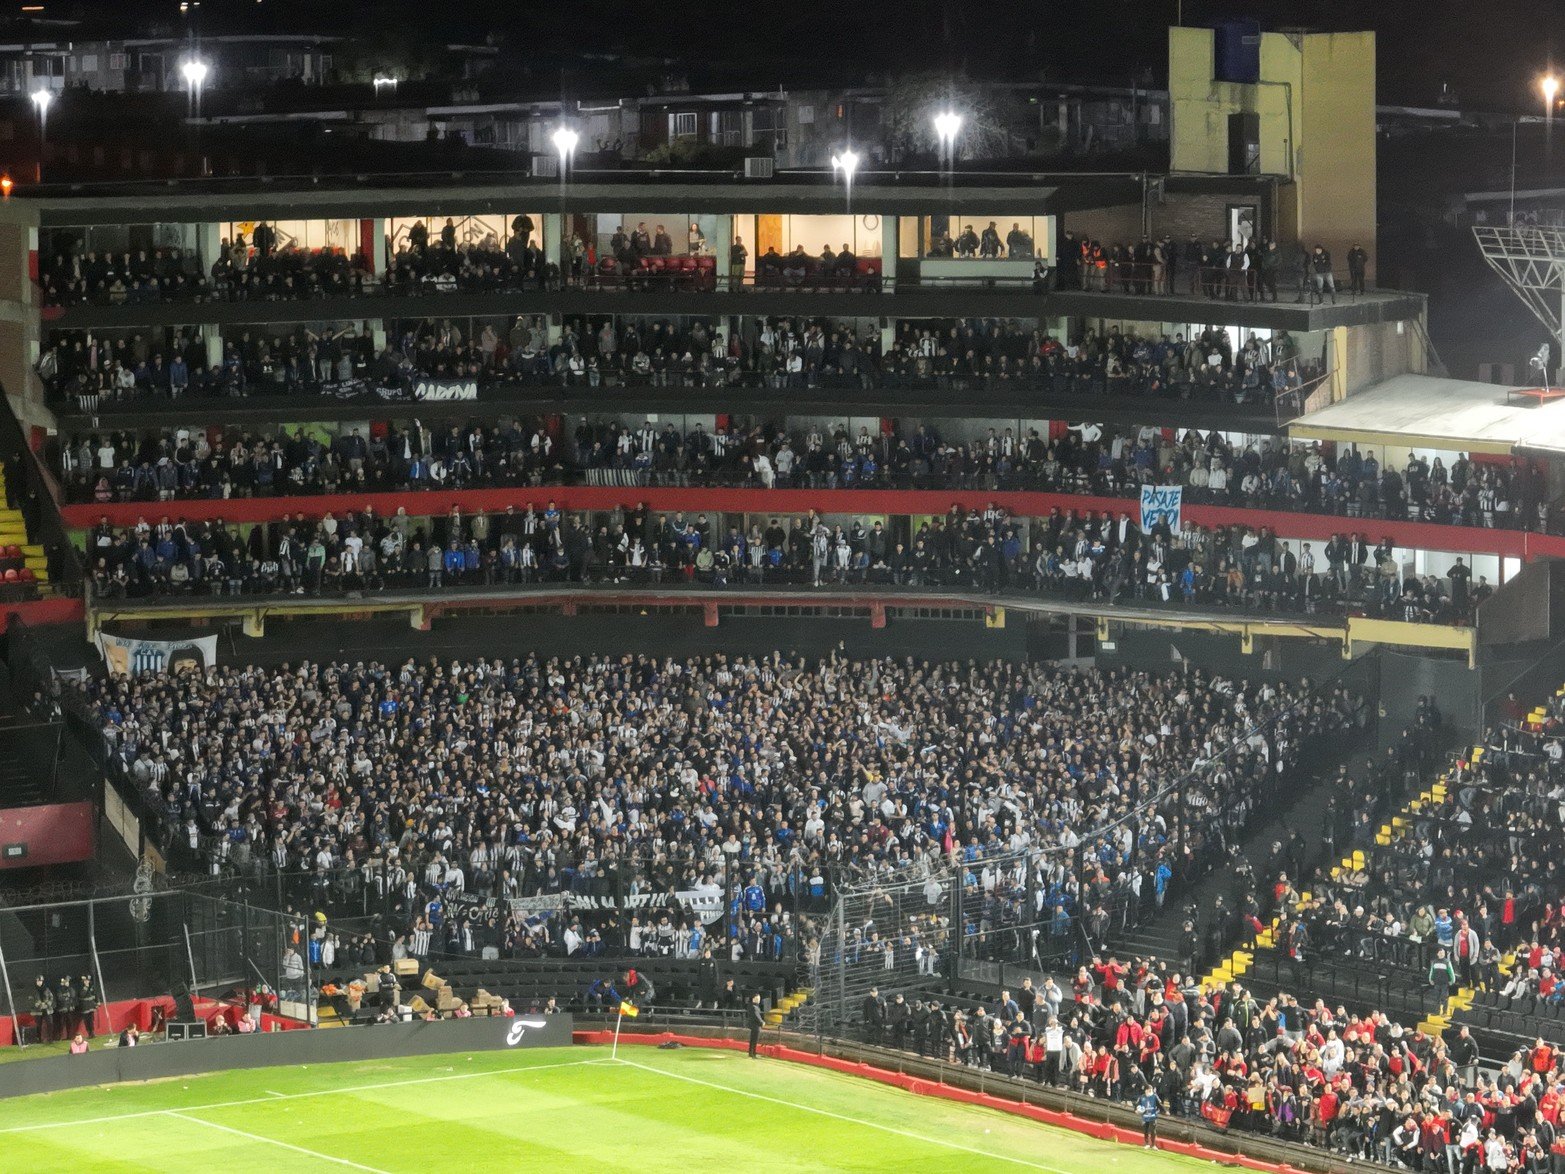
[372,74,399,95]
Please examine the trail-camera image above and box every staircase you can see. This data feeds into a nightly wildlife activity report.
[0,463,51,594]
[764,986,811,1026]
[1201,770,1451,994]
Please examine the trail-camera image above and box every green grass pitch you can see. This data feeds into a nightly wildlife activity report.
[0,1044,1220,1172]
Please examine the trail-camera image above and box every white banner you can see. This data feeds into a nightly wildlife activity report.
[413,380,478,402]
[96,632,218,677]
[1139,485,1182,534]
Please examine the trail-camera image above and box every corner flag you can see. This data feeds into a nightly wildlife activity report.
[618,1001,639,1018]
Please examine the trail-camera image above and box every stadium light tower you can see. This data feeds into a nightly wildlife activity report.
[1474,223,1565,386]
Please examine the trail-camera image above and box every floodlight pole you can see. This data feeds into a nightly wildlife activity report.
[0,928,22,1047]
[183,921,199,996]
[89,897,114,1037]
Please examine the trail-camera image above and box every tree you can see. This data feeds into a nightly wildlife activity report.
[880,75,1009,162]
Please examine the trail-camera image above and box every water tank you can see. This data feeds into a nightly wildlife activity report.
[1213,19,1262,85]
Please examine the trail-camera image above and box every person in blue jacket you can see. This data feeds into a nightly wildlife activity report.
[1138,1087,1161,1149]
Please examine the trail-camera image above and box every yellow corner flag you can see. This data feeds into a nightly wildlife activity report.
[619,1001,639,1018]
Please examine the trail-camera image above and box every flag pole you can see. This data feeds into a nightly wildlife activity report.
[612,1002,623,1060]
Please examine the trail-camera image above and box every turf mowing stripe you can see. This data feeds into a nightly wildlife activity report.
[616,1056,1078,1173]
[0,1054,607,1135]
[167,1111,392,1173]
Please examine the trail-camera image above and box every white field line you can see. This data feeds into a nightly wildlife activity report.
[0,1055,607,1135]
[616,1056,1077,1173]
[168,1111,392,1173]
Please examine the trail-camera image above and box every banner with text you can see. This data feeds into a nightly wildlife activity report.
[413,380,479,402]
[1139,485,1182,534]
[97,632,219,677]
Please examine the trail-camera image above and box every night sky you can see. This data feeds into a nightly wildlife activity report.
[34,0,1565,109]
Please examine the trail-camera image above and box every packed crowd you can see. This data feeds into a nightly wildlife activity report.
[39,317,1318,406]
[57,411,1544,538]
[1054,233,1370,303]
[84,655,1351,969]
[870,955,1560,1169]
[839,691,1565,1171]
[34,219,550,308]
[76,494,1484,629]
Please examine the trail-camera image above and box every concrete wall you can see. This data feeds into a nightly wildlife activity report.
[1170,26,1299,178]
[1298,33,1377,283]
[0,1014,576,1099]
[1344,318,1419,395]
[1169,27,1375,276]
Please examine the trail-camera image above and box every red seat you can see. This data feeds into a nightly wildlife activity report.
[18,568,34,582]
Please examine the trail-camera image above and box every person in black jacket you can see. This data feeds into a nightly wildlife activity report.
[748,993,764,1058]
[862,986,885,1043]
[31,975,54,1043]
[78,975,98,1037]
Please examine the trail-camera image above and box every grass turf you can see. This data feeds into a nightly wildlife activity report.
[0,1044,1218,1172]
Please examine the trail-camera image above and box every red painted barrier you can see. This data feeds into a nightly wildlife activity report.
[572,1029,1299,1174]
[0,802,95,870]
[0,598,84,632]
[59,487,1558,561]
[0,994,306,1047]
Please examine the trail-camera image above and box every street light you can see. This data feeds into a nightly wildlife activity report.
[181,58,209,119]
[551,125,578,184]
[933,110,962,164]
[372,74,398,95]
[1544,74,1561,160]
[29,88,52,139]
[830,147,860,207]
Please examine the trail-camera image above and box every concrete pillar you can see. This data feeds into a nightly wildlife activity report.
[542,213,563,272]
[880,318,894,354]
[713,213,734,289]
[197,222,221,276]
[369,319,387,353]
[372,218,388,275]
[880,214,897,291]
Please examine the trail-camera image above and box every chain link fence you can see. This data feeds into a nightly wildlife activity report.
[0,886,296,1039]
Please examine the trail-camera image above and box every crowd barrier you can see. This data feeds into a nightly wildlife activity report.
[0,1012,574,1099]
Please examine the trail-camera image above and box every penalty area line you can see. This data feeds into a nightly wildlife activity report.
[168,1110,391,1173]
[615,1056,1075,1173]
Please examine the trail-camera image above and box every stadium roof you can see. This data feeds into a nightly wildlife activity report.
[1288,373,1565,456]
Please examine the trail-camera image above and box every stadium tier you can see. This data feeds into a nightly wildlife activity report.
[3,16,1565,1174]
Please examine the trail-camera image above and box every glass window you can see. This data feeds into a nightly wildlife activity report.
[225,219,359,254]
[917,214,1052,260]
